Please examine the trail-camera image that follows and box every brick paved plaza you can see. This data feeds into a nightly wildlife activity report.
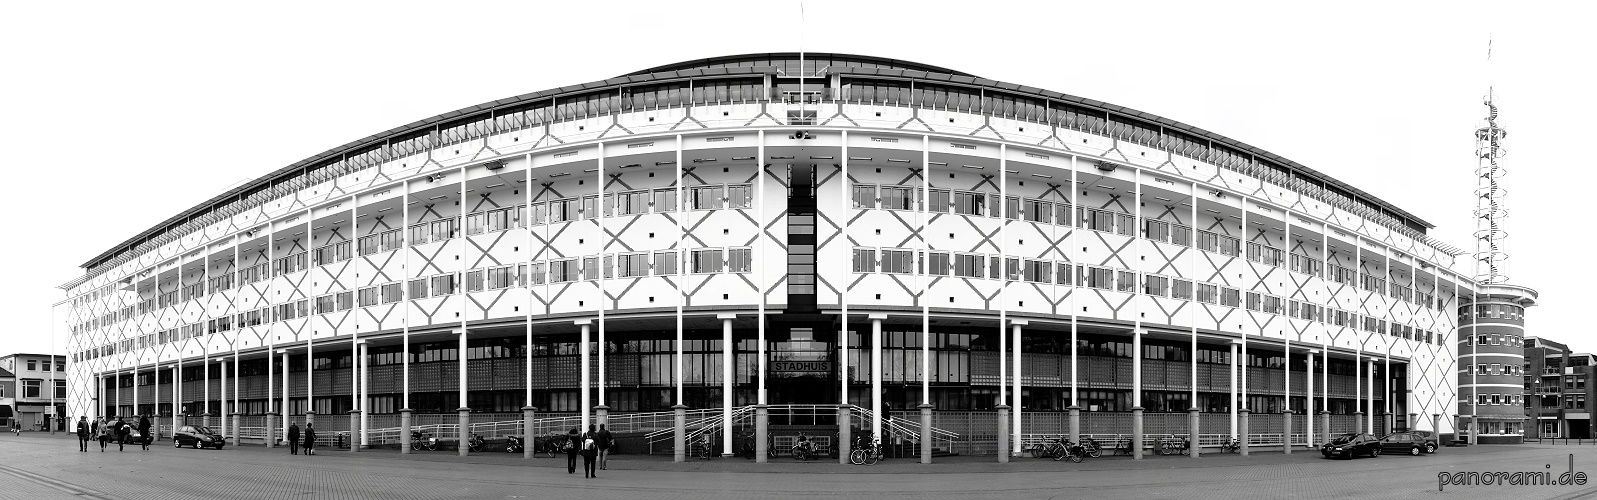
[3,432,1597,500]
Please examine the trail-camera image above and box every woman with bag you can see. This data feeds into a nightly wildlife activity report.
[581,424,598,478]
[564,428,579,474]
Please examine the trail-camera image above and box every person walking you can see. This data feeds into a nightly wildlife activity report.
[564,428,580,474]
[581,424,598,478]
[287,423,301,455]
[93,417,108,452]
[76,416,90,452]
[303,423,317,456]
[114,417,129,452]
[596,424,613,470]
[137,415,152,451]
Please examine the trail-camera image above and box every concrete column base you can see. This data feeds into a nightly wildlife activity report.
[1282,411,1293,454]
[348,410,361,452]
[1131,407,1144,460]
[995,405,1010,463]
[837,405,852,465]
[399,408,413,455]
[1068,406,1081,445]
[672,405,686,463]
[1354,411,1365,435]
[232,414,242,447]
[1408,412,1418,431]
[457,408,472,457]
[305,411,315,428]
[755,404,769,464]
[1189,408,1201,459]
[1319,411,1331,447]
[202,413,212,429]
[1470,416,1479,445]
[264,413,277,449]
[1239,409,1251,457]
[521,406,537,459]
[595,405,609,427]
[1431,414,1441,437]
[919,404,934,464]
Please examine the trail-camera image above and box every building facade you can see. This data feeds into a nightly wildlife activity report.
[0,354,68,431]
[0,367,14,429]
[60,53,1494,456]
[1523,337,1594,439]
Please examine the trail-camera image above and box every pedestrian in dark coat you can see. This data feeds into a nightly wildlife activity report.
[114,417,129,451]
[303,423,317,456]
[137,415,152,450]
[287,423,301,455]
[565,428,579,474]
[596,424,613,470]
[581,424,598,478]
[75,416,90,452]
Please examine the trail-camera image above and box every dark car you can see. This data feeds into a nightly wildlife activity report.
[1380,431,1439,455]
[1320,432,1380,459]
[173,425,226,450]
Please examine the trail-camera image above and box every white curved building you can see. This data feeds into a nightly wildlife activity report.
[60,53,1510,458]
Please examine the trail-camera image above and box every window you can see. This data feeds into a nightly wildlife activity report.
[336,291,352,311]
[953,254,984,278]
[54,380,66,399]
[486,265,520,289]
[315,295,337,314]
[1005,258,1021,280]
[928,252,950,276]
[27,360,36,371]
[616,191,649,216]
[1172,279,1193,300]
[727,184,752,209]
[619,253,650,278]
[1004,196,1021,220]
[880,186,914,211]
[953,191,986,216]
[1220,288,1241,308]
[551,259,579,283]
[1144,219,1170,243]
[1116,271,1136,293]
[22,379,40,398]
[431,274,458,296]
[653,188,677,213]
[882,249,914,274]
[358,287,378,307]
[1024,200,1052,223]
[852,184,876,208]
[1056,262,1073,285]
[527,202,547,225]
[691,186,723,210]
[851,247,877,273]
[654,251,677,275]
[692,249,725,273]
[549,199,576,223]
[381,282,402,303]
[465,270,485,292]
[1085,267,1113,289]
[583,256,600,280]
[408,279,428,299]
[1023,260,1051,283]
[727,248,752,273]
[1144,275,1168,297]
[929,189,950,213]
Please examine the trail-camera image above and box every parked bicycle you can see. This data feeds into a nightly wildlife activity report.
[1030,436,1065,459]
[1113,437,1134,456]
[696,431,716,460]
[1158,436,1189,456]
[533,433,562,458]
[467,432,486,453]
[1220,436,1241,453]
[849,437,885,465]
[505,435,524,454]
[1056,438,1085,463]
[791,433,817,461]
[1081,437,1102,458]
[410,430,439,451]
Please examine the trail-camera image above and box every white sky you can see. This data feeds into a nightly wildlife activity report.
[3,1,1591,357]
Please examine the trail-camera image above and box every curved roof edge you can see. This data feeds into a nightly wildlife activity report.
[78,54,1437,272]
[620,52,975,78]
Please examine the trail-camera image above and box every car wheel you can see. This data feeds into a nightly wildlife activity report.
[174,440,182,449]
[1409,446,1421,456]
[1371,447,1381,457]
[1425,443,1437,454]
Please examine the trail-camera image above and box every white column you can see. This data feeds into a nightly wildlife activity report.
[359,340,369,448]
[719,313,736,455]
[280,349,290,436]
[920,135,931,407]
[840,132,850,410]
[1012,320,1027,455]
[1354,350,1362,431]
[870,313,885,442]
[402,178,412,412]
[596,143,606,410]
[1367,360,1376,434]
[675,134,685,407]
[1230,340,1239,438]
[1321,348,1329,415]
[578,319,591,430]
[998,143,1007,414]
[457,325,467,410]
[524,159,534,410]
[1070,158,1079,408]
[219,359,227,437]
[1306,349,1316,444]
[1190,183,1199,411]
[757,131,767,405]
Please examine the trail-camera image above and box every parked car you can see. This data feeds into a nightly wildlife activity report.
[1380,431,1439,455]
[173,426,225,450]
[1320,432,1380,459]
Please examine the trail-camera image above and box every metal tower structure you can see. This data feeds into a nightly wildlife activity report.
[1473,41,1510,285]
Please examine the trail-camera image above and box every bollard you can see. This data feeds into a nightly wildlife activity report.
[399,408,413,455]
[919,403,934,464]
[755,404,769,464]
[1189,408,1201,459]
[996,405,1010,463]
[1239,408,1251,457]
